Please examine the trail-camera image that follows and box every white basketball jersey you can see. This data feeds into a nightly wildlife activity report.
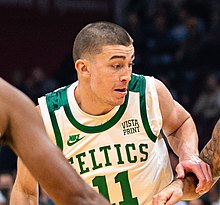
[38,74,173,205]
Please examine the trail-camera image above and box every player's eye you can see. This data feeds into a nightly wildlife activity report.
[112,64,123,69]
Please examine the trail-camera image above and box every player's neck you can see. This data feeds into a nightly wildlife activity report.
[74,86,114,116]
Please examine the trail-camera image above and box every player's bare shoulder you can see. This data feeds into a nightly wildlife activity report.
[200,119,220,178]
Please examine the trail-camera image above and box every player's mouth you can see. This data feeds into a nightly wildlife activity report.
[114,88,127,94]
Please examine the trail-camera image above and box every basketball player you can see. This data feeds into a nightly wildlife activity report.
[0,77,110,205]
[152,119,220,205]
[10,21,212,205]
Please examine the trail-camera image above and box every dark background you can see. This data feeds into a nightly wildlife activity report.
[0,0,115,81]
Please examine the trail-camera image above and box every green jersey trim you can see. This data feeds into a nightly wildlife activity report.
[129,74,157,142]
[64,95,129,133]
[45,85,71,150]
[45,74,157,150]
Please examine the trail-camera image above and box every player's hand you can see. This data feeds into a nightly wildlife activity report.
[152,180,184,205]
[175,155,213,195]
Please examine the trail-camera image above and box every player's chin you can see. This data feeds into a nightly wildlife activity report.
[111,91,127,104]
[113,96,126,106]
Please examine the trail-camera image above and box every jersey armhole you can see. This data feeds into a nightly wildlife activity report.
[44,87,70,151]
[129,74,157,142]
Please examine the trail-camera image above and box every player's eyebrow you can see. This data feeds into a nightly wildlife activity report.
[109,54,135,61]
[109,55,126,60]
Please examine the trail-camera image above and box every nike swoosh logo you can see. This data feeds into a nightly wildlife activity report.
[67,136,85,146]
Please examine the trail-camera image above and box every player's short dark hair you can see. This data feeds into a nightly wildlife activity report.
[72,21,133,62]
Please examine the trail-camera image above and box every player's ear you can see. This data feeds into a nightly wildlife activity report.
[75,59,90,76]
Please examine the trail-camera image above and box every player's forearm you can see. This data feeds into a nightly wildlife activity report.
[168,116,199,158]
[199,119,220,179]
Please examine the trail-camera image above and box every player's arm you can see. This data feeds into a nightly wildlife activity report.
[200,119,220,179]
[152,119,220,205]
[11,105,57,204]
[10,158,38,205]
[155,78,213,194]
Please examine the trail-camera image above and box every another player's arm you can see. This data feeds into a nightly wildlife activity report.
[10,105,67,205]
[10,105,56,205]
[10,158,38,205]
[10,104,61,205]
[200,119,220,180]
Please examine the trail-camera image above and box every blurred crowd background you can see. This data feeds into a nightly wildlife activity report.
[0,0,219,204]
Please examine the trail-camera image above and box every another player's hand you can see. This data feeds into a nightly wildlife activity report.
[152,180,184,205]
[175,155,213,194]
